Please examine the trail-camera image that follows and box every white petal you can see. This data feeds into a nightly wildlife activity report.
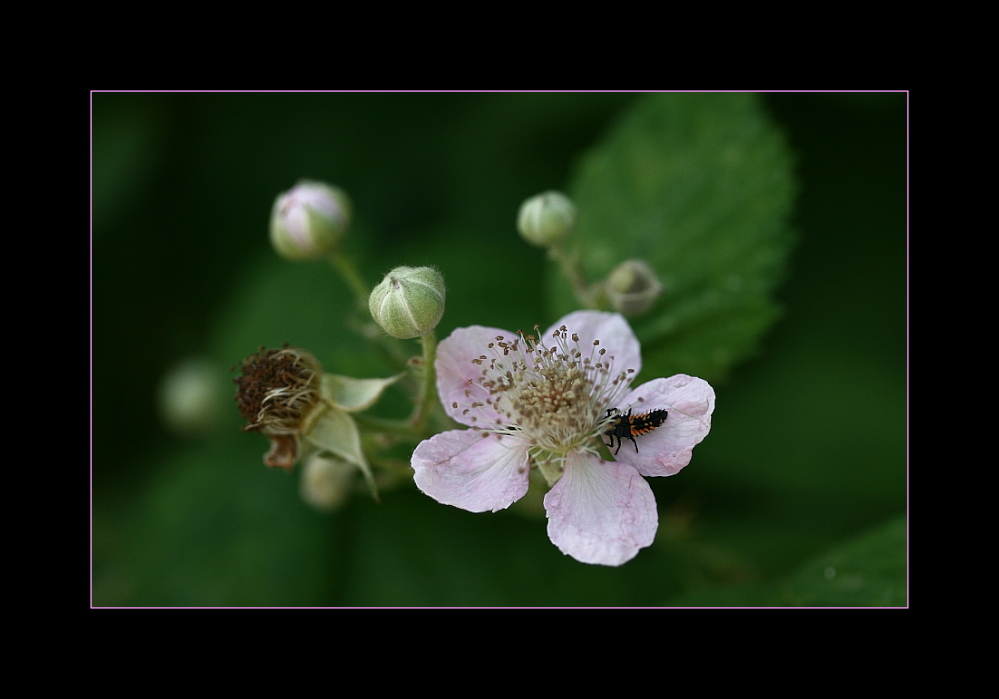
[544,450,657,566]
[615,375,715,478]
[412,429,531,513]
[544,310,641,379]
[435,325,512,428]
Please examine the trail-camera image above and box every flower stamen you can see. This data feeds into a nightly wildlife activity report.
[456,322,637,458]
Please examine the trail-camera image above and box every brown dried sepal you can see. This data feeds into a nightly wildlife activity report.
[264,434,298,470]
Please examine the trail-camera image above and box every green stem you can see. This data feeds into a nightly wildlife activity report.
[331,252,417,374]
[367,455,415,478]
[549,242,597,309]
[410,331,439,431]
[351,331,447,441]
[328,251,371,309]
[352,413,419,438]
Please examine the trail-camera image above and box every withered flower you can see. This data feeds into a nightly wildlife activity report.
[234,344,404,503]
[234,345,323,469]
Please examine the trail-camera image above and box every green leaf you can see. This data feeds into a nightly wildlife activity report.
[780,514,907,606]
[559,93,797,382]
[661,515,907,607]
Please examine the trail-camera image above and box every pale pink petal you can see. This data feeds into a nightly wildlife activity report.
[543,450,658,566]
[435,324,511,428]
[615,375,715,478]
[282,203,312,251]
[543,310,641,380]
[412,429,531,513]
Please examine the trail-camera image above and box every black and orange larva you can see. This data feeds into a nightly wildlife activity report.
[602,408,669,455]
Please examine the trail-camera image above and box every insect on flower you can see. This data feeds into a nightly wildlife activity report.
[603,408,669,455]
[411,310,715,566]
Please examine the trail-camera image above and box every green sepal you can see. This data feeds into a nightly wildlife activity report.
[302,406,379,502]
[321,373,405,412]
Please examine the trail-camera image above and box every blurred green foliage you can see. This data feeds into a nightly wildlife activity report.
[560,93,796,381]
[92,92,906,606]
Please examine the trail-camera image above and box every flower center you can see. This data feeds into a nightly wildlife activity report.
[467,324,635,454]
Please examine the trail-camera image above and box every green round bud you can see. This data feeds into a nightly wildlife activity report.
[604,259,663,316]
[301,454,355,512]
[158,357,224,436]
[516,191,577,247]
[270,180,351,261]
[368,266,446,339]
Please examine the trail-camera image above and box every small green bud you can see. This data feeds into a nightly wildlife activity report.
[158,357,224,436]
[301,454,356,512]
[604,259,664,316]
[517,190,577,247]
[270,180,351,261]
[368,266,446,339]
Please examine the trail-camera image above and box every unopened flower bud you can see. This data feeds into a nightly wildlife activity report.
[604,259,664,316]
[270,180,351,261]
[301,454,356,512]
[159,357,224,436]
[368,266,446,339]
[517,191,577,247]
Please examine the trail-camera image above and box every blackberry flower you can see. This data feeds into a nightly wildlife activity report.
[411,311,715,566]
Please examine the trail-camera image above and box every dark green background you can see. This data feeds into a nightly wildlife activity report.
[92,93,906,606]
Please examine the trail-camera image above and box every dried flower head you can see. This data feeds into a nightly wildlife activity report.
[233,345,323,469]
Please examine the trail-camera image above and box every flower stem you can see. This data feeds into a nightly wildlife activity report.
[350,331,448,441]
[330,252,418,374]
[409,331,439,431]
[549,242,599,309]
[328,251,371,310]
